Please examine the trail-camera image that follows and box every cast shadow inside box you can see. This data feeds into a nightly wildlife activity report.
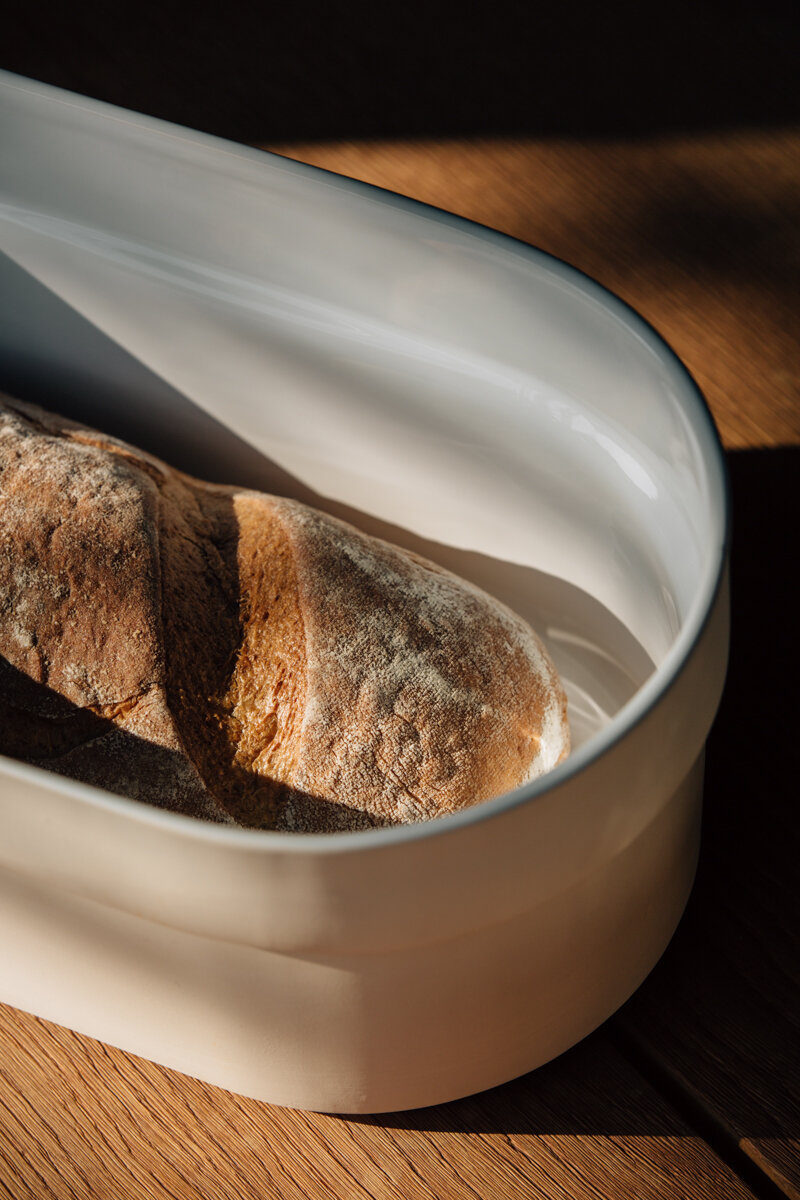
[0,251,654,724]
[2,255,797,1138]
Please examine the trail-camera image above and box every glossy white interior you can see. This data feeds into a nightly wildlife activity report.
[0,73,729,1111]
[0,75,723,670]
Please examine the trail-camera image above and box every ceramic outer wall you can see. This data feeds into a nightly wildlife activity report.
[0,752,708,1112]
[0,72,730,1111]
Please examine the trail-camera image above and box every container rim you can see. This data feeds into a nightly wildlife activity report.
[0,72,731,855]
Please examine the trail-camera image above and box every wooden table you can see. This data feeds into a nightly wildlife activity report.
[1,131,798,1199]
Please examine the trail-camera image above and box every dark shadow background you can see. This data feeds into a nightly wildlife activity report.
[2,0,799,145]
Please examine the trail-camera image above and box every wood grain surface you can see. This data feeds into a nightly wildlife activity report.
[1,129,798,1198]
[0,1009,760,1200]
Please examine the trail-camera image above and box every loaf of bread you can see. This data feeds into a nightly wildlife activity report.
[0,396,569,831]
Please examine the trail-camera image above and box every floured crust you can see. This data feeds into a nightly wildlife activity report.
[268,501,569,830]
[0,398,233,822]
[0,396,570,831]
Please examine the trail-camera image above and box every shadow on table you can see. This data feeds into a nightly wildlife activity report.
[354,446,800,1140]
[626,179,800,321]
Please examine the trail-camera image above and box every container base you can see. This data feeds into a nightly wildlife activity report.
[0,756,702,1113]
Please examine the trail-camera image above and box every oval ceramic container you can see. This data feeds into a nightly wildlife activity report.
[0,71,728,1112]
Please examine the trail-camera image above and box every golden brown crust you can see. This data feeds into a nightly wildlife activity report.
[269,501,569,830]
[0,397,229,820]
[219,493,309,827]
[0,396,570,831]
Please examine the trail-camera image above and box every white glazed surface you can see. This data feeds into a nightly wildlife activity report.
[0,753,707,1112]
[0,72,729,1111]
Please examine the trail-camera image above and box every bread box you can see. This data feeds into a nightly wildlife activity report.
[0,71,729,1112]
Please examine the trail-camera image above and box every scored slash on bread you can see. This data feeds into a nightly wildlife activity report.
[0,396,569,832]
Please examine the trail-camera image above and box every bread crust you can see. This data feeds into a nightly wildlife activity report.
[0,396,569,830]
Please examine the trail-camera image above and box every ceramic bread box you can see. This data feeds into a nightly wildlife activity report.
[0,72,729,1113]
